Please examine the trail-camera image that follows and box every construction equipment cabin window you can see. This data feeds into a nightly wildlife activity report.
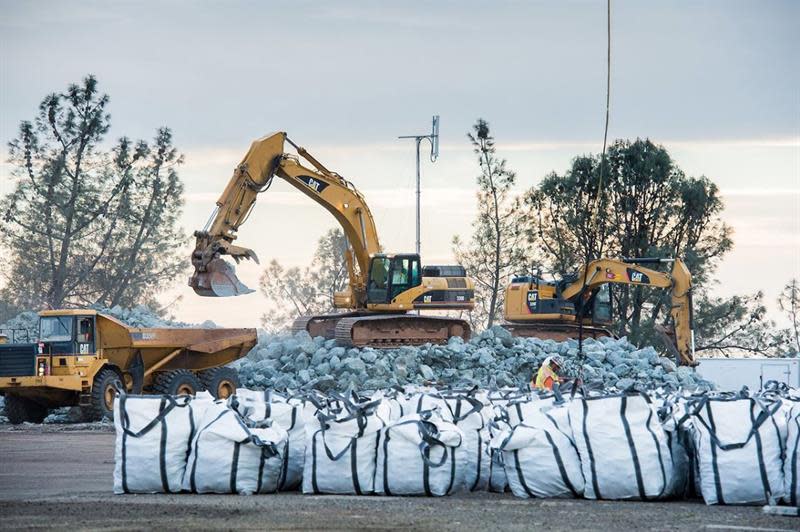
[368,256,392,302]
[39,316,73,342]
[389,256,421,300]
[593,285,613,323]
[76,317,95,354]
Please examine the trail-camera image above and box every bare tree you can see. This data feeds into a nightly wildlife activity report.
[778,279,800,355]
[259,229,348,332]
[453,119,532,330]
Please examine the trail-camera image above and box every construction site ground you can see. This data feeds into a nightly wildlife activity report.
[0,426,796,531]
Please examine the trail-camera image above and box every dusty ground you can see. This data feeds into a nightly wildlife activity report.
[0,428,797,531]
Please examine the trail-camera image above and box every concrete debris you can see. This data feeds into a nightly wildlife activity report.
[235,326,714,393]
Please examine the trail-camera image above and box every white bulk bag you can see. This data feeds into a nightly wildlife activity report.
[784,401,800,505]
[376,412,465,496]
[569,393,673,500]
[232,389,306,490]
[491,410,584,499]
[184,402,287,494]
[487,413,511,493]
[302,402,385,495]
[443,394,490,491]
[113,393,195,494]
[691,397,785,505]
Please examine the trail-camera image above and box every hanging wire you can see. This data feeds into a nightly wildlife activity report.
[574,0,611,395]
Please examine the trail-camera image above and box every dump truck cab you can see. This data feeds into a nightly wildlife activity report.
[0,309,256,424]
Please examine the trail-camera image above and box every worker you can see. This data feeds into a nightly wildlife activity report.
[533,356,564,391]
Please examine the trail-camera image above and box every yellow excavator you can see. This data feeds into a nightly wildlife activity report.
[503,257,695,365]
[189,132,474,347]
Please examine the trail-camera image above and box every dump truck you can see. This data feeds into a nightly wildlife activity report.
[0,309,256,424]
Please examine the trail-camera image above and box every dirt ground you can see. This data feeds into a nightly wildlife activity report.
[0,427,797,531]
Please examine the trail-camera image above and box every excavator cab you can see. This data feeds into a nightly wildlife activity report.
[366,254,421,304]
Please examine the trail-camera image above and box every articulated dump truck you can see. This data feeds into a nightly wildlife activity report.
[0,309,256,424]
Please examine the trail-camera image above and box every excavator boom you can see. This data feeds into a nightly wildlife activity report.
[189,132,381,299]
[189,131,474,347]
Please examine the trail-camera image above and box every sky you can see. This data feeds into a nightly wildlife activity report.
[0,0,798,328]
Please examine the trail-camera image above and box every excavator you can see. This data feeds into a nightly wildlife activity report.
[503,257,696,365]
[189,132,475,347]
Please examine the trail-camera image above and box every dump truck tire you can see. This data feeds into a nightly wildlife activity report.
[198,367,240,399]
[83,367,121,421]
[4,395,47,424]
[152,370,201,396]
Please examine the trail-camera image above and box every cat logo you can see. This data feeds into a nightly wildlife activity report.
[526,290,538,313]
[306,178,322,192]
[424,295,432,303]
[298,175,329,194]
[625,268,650,284]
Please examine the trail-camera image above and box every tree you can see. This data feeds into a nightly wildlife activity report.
[526,138,777,355]
[693,291,782,356]
[0,76,185,310]
[778,279,800,355]
[259,229,348,332]
[453,119,532,330]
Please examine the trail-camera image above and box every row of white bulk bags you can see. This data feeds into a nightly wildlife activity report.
[231,389,306,490]
[184,401,287,494]
[569,393,673,500]
[690,396,785,505]
[376,411,465,496]
[113,391,214,494]
[302,399,385,495]
[491,408,583,499]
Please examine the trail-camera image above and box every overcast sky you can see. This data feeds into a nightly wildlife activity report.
[1,0,798,327]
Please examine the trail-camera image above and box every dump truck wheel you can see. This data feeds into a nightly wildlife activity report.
[83,367,121,421]
[152,370,201,396]
[4,395,48,424]
[198,367,240,399]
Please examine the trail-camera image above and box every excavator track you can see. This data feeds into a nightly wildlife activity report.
[503,322,614,342]
[291,312,371,339]
[334,314,471,348]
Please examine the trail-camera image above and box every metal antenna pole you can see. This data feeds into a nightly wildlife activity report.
[415,137,422,254]
[399,116,439,256]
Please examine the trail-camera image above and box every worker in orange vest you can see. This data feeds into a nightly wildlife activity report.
[533,356,564,391]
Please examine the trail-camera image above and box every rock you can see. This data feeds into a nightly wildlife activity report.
[420,364,434,380]
[615,378,636,391]
[659,357,677,373]
[491,325,515,348]
[360,350,378,364]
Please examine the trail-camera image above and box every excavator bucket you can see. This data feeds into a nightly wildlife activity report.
[189,258,254,297]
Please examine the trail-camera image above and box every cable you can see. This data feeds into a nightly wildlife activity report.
[574,0,611,396]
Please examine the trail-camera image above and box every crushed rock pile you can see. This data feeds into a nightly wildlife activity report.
[235,325,713,393]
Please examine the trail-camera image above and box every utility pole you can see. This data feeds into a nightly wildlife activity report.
[399,116,439,255]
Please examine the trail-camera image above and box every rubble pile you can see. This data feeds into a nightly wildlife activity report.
[235,326,713,393]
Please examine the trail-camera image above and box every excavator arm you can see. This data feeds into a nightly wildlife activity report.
[189,132,381,302]
[562,257,695,365]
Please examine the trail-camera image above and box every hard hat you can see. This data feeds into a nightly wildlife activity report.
[549,355,563,368]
